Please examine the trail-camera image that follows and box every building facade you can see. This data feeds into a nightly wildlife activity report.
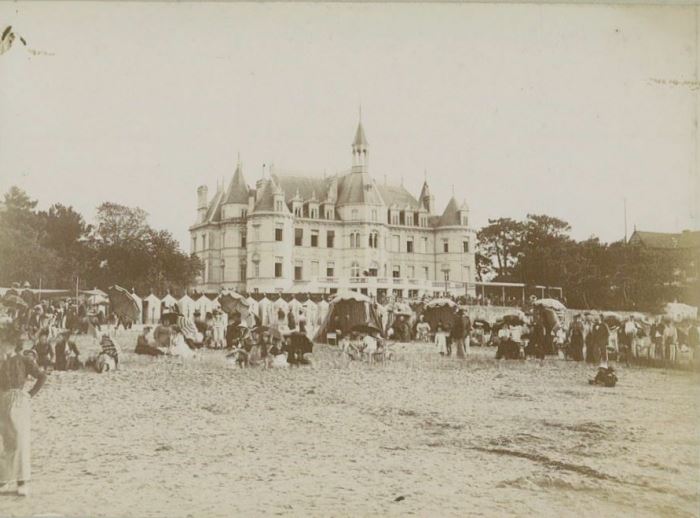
[189,120,477,298]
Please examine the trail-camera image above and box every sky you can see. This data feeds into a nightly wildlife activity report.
[0,2,698,250]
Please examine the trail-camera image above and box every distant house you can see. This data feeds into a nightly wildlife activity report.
[628,229,700,286]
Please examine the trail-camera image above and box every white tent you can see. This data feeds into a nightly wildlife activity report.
[289,298,303,318]
[130,291,143,324]
[317,299,330,325]
[664,302,697,322]
[195,295,218,316]
[161,293,178,311]
[179,295,196,319]
[143,293,162,324]
[273,297,290,324]
[258,297,273,326]
[303,299,318,325]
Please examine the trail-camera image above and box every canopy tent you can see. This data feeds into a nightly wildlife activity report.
[107,285,140,323]
[421,298,458,331]
[385,301,416,334]
[663,302,697,322]
[178,295,196,319]
[314,290,383,343]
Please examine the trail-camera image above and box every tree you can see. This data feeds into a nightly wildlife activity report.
[476,218,525,278]
[94,202,149,245]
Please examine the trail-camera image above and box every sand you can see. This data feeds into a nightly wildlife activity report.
[2,329,699,517]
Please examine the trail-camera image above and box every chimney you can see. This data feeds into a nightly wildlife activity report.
[197,185,208,223]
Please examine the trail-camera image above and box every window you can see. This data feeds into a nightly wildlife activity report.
[406,213,414,226]
[327,230,335,248]
[294,262,303,281]
[462,215,468,226]
[368,263,378,277]
[350,232,360,248]
[392,235,400,252]
[391,212,399,225]
[392,265,401,278]
[351,261,360,278]
[325,208,334,219]
[254,262,260,277]
[239,263,246,281]
[275,200,284,212]
[326,263,335,278]
[241,233,246,248]
[408,266,415,278]
[310,207,318,219]
[406,238,414,253]
[463,240,469,253]
[443,269,450,281]
[443,239,449,253]
[422,237,429,253]
[295,228,303,246]
[311,261,319,278]
[275,225,283,241]
[423,266,429,280]
[311,230,319,247]
[369,231,379,248]
[294,206,302,217]
[274,258,283,278]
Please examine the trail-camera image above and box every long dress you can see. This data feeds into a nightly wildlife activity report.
[435,332,447,355]
[0,353,46,484]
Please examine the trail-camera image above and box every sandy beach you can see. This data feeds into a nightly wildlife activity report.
[2,329,699,518]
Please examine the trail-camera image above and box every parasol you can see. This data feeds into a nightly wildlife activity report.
[424,298,457,309]
[532,298,567,311]
[602,311,622,328]
[472,318,491,331]
[2,294,28,308]
[107,285,140,322]
[219,291,250,318]
[503,313,526,326]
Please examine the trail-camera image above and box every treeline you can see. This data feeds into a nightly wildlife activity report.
[477,215,698,312]
[0,187,202,295]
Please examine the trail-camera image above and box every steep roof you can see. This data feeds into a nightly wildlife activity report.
[336,172,383,206]
[203,188,225,223]
[436,197,461,226]
[353,122,368,148]
[377,183,421,209]
[273,174,331,204]
[223,164,249,205]
[629,230,700,249]
[253,180,277,211]
[418,181,431,200]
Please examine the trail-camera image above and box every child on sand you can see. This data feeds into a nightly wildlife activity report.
[435,324,448,356]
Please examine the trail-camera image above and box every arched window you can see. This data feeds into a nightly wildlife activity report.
[368,231,379,248]
[351,261,360,278]
[350,233,356,248]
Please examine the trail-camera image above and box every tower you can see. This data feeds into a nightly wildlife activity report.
[197,185,208,223]
[351,115,369,174]
[419,180,434,214]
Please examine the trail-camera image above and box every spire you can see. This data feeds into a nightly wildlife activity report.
[353,121,368,148]
[223,161,249,204]
[351,113,369,173]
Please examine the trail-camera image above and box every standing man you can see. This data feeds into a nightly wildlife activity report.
[463,312,472,355]
[0,336,47,496]
[592,316,610,366]
[451,309,465,359]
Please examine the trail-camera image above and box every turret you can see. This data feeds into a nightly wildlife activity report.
[458,199,469,227]
[419,180,434,214]
[351,117,369,174]
[197,185,208,223]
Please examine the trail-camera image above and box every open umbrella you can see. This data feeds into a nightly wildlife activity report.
[2,293,28,308]
[107,285,140,323]
[219,291,250,318]
[532,298,567,311]
[503,313,526,326]
[602,311,622,328]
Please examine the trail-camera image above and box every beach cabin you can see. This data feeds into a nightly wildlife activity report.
[143,293,162,324]
[179,294,196,319]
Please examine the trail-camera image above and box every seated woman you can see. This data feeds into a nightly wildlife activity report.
[168,325,195,359]
[135,327,166,356]
[54,330,81,370]
[89,334,121,373]
[268,337,288,368]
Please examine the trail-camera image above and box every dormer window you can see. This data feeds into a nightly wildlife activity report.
[406,213,414,226]
[325,207,334,219]
[275,200,284,212]
[294,206,302,217]
[310,207,318,219]
[461,215,468,226]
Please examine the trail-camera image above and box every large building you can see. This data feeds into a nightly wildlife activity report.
[189,120,477,298]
